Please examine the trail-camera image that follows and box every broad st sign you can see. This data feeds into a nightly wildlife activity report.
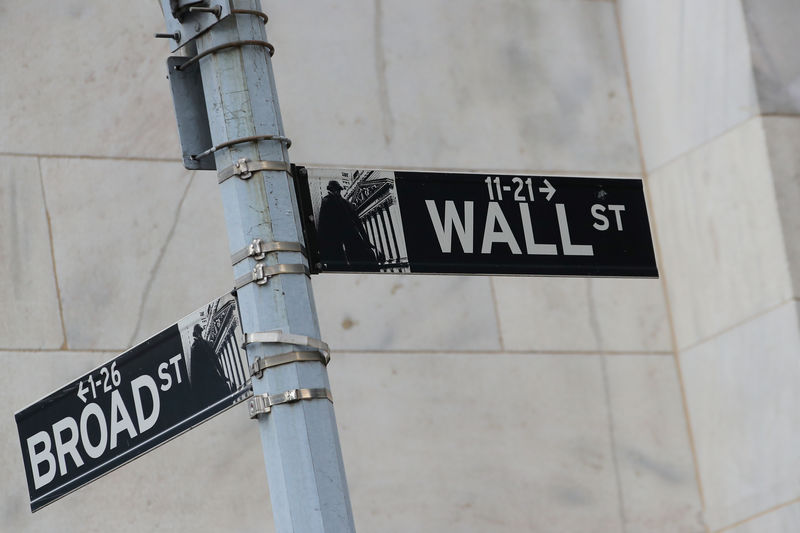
[295,167,658,277]
[15,293,250,512]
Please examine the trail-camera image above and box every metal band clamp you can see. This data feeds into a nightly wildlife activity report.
[231,239,306,265]
[244,330,329,357]
[231,9,269,25]
[176,39,275,72]
[234,263,309,290]
[219,158,291,183]
[191,134,292,162]
[249,350,329,378]
[248,388,333,419]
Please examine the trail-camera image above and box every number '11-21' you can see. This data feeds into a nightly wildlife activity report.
[485,176,535,202]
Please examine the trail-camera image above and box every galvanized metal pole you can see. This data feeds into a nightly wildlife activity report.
[190,2,355,531]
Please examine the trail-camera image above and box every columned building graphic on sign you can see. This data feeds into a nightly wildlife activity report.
[342,170,410,273]
[201,298,246,391]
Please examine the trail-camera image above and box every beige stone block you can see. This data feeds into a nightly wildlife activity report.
[618,0,759,172]
[0,156,64,349]
[743,0,800,115]
[724,501,800,533]
[604,355,704,532]
[2,351,268,532]
[492,277,670,353]
[40,158,232,350]
[330,353,624,533]
[648,118,792,349]
[1,0,637,171]
[124,168,233,346]
[313,274,501,351]
[0,2,178,159]
[764,116,800,296]
[272,0,639,174]
[680,301,800,531]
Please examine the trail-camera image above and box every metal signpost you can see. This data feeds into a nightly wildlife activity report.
[161,1,356,532]
[14,1,659,531]
[16,294,249,512]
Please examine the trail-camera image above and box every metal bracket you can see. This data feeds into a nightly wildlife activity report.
[158,0,233,52]
[219,158,291,183]
[234,263,309,290]
[231,239,306,265]
[248,388,333,419]
[249,351,329,378]
[167,56,214,170]
[290,165,324,274]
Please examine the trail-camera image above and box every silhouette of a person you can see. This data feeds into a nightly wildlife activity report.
[317,180,379,271]
[189,324,231,407]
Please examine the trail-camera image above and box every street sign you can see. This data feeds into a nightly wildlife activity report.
[15,293,250,512]
[295,167,658,278]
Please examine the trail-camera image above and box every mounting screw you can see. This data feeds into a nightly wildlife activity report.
[154,32,181,41]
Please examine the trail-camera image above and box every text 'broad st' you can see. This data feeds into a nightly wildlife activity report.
[16,294,249,512]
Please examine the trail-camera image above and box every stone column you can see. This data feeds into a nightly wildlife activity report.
[619,1,800,530]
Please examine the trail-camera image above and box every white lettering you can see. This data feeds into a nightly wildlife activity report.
[481,202,522,255]
[556,203,594,256]
[27,431,56,490]
[608,204,626,230]
[131,375,160,434]
[425,200,474,253]
[158,362,172,391]
[52,416,84,476]
[109,389,137,450]
[80,402,108,459]
[591,204,609,231]
[519,203,557,255]
[168,354,183,384]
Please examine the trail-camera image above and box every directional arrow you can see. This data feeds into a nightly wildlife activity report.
[77,379,89,403]
[539,179,556,202]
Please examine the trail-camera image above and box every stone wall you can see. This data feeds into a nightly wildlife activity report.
[4,0,770,531]
[619,0,800,531]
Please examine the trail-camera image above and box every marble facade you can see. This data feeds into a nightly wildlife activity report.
[2,0,797,531]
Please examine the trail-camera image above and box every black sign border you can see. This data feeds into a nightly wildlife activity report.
[293,166,659,278]
[15,293,251,512]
